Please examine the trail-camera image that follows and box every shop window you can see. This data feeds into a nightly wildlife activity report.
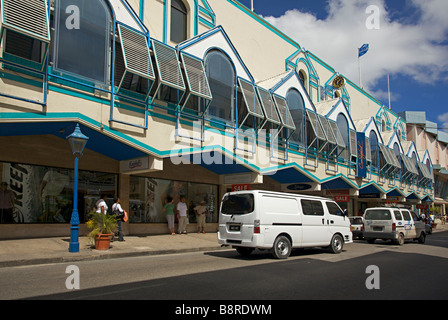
[286,88,306,147]
[129,177,218,224]
[53,0,112,85]
[0,162,117,224]
[171,0,188,43]
[336,113,349,160]
[205,50,235,124]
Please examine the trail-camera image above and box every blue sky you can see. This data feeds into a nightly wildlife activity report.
[238,0,448,132]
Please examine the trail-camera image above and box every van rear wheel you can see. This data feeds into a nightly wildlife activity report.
[272,236,291,259]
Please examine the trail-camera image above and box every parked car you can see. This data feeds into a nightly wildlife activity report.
[363,207,426,245]
[349,216,364,240]
[218,190,353,259]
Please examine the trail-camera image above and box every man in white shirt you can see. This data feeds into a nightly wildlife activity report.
[176,196,188,234]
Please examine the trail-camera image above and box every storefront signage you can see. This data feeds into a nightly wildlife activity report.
[287,183,313,191]
[356,132,367,178]
[334,195,350,203]
[231,184,251,192]
[416,204,429,209]
[359,193,380,199]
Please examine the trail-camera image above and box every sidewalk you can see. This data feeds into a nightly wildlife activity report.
[0,232,226,268]
[1,224,447,268]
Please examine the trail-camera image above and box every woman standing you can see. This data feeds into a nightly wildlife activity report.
[163,196,176,235]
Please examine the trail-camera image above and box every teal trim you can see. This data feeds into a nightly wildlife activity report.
[139,0,145,21]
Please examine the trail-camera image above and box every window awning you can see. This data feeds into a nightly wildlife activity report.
[306,110,327,151]
[0,0,50,68]
[379,144,400,175]
[151,39,186,108]
[329,120,346,150]
[416,161,433,184]
[179,51,212,115]
[272,94,296,131]
[1,0,50,43]
[400,154,418,180]
[318,115,336,153]
[237,78,265,129]
[116,25,155,100]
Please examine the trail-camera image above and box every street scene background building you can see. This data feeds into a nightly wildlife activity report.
[0,0,446,239]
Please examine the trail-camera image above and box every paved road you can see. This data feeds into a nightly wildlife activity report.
[1,232,447,301]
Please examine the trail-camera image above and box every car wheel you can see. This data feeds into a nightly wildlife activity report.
[418,232,426,244]
[329,234,344,254]
[272,236,291,259]
[395,233,404,246]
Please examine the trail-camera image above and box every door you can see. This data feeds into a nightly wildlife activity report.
[410,211,425,238]
[300,199,330,246]
[325,201,349,237]
[401,210,416,238]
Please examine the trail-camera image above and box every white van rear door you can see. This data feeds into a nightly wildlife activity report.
[300,199,331,246]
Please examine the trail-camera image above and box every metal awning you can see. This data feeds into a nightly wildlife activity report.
[237,78,265,129]
[179,51,212,115]
[0,0,50,68]
[272,94,296,131]
[365,137,371,162]
[350,130,357,158]
[379,144,401,175]
[306,110,327,151]
[151,39,186,108]
[318,115,335,153]
[416,161,433,184]
[400,154,418,180]
[116,24,155,100]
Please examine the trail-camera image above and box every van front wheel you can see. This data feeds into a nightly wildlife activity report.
[272,236,291,259]
[329,234,344,254]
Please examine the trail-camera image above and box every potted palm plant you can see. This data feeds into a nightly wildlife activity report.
[86,212,118,250]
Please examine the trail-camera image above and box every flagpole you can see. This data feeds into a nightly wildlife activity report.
[387,74,391,109]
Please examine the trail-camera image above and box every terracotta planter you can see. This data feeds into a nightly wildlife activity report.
[94,234,113,250]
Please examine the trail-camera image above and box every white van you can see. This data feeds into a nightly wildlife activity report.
[363,207,426,245]
[217,190,353,259]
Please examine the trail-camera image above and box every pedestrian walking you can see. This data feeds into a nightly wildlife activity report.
[95,194,108,215]
[112,198,127,241]
[163,196,176,235]
[177,196,188,234]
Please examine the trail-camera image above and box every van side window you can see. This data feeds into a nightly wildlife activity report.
[410,211,420,221]
[301,200,324,216]
[394,211,402,220]
[326,202,344,216]
[401,211,411,221]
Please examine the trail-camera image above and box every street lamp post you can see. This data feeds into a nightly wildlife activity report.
[66,124,89,253]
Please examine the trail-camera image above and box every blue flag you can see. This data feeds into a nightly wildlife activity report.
[358,44,369,58]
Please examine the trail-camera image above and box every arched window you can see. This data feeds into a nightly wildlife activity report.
[298,70,307,91]
[205,50,235,123]
[54,0,112,85]
[286,88,305,146]
[171,0,188,43]
[393,142,400,159]
[369,131,379,169]
[337,113,349,160]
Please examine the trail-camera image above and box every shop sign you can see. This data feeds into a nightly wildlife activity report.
[416,204,429,209]
[356,132,367,178]
[231,184,251,192]
[334,195,350,203]
[287,183,313,191]
[359,193,380,199]
[385,196,399,204]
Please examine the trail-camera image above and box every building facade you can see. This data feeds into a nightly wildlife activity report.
[0,0,436,239]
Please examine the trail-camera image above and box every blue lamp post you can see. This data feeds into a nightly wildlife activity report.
[66,124,89,253]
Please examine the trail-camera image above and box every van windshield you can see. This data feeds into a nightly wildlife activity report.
[365,209,391,220]
[221,194,254,215]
